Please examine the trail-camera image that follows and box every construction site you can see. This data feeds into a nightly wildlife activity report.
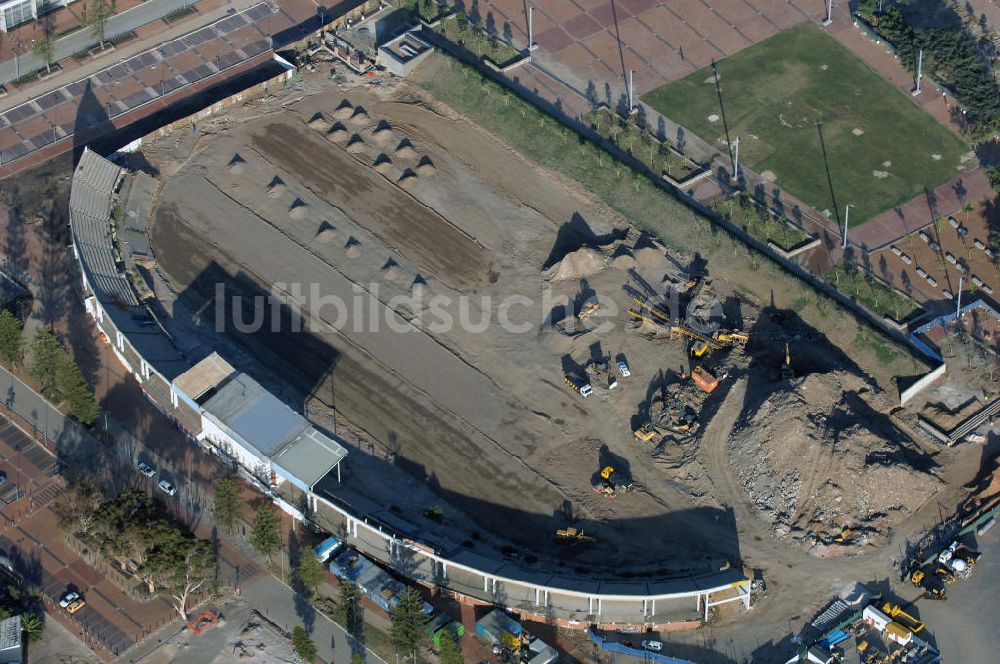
[105,56,996,636]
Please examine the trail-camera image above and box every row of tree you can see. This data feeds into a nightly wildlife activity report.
[856,0,1000,138]
[55,483,216,619]
[28,0,116,76]
[0,311,98,424]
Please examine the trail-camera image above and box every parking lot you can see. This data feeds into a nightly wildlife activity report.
[0,411,263,660]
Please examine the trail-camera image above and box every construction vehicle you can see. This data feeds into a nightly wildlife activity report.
[881,603,925,634]
[633,423,658,442]
[937,541,981,581]
[587,361,618,390]
[780,343,794,380]
[691,366,718,393]
[576,302,601,320]
[910,569,948,600]
[592,465,634,498]
[564,375,594,398]
[554,527,595,544]
[715,330,749,345]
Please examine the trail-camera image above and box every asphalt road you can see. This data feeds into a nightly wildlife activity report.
[0,0,205,85]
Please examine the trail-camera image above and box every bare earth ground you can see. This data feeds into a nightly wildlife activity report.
[130,72,991,655]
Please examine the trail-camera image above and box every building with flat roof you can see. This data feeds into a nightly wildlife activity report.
[0,614,22,662]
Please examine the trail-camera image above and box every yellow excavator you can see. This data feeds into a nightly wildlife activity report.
[554,527,596,544]
[592,465,634,498]
[780,343,794,380]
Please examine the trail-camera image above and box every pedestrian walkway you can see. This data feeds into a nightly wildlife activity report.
[242,575,389,664]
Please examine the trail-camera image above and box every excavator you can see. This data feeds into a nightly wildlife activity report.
[592,465,634,498]
[553,527,596,545]
[780,343,794,380]
[587,361,618,390]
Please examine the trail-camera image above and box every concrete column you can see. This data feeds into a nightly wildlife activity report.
[484,576,489,592]
[651,598,656,615]
[535,588,540,605]
[169,385,178,407]
[588,597,593,614]
[597,598,602,617]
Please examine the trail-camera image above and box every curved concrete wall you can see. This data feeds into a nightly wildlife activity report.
[69,149,751,631]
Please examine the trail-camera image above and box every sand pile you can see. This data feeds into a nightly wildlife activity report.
[333,100,353,120]
[373,154,392,173]
[347,135,366,153]
[398,170,418,188]
[289,200,308,219]
[416,157,436,176]
[611,246,635,270]
[382,259,402,281]
[350,106,370,125]
[228,154,246,174]
[315,221,337,243]
[547,247,607,282]
[307,113,329,130]
[727,371,940,545]
[266,177,286,198]
[372,121,393,142]
[345,238,362,258]
[634,246,669,273]
[327,123,349,142]
[396,140,417,159]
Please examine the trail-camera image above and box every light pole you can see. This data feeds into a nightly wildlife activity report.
[731,136,740,184]
[843,204,853,249]
[912,49,923,96]
[527,6,537,51]
[627,69,635,114]
[823,0,833,25]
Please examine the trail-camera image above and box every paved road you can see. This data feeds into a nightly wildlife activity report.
[242,575,388,664]
[1,0,205,85]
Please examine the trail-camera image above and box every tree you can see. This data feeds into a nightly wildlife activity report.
[32,36,55,75]
[336,580,364,640]
[56,353,97,425]
[84,0,114,50]
[212,476,241,534]
[986,165,1000,194]
[292,626,318,662]
[249,503,280,562]
[140,532,216,619]
[0,309,23,366]
[20,613,43,644]
[29,329,62,397]
[297,549,325,597]
[438,630,464,664]
[390,587,428,658]
[53,479,104,535]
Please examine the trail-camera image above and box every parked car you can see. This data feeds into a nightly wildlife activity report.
[641,640,663,652]
[58,590,80,609]
[66,597,86,614]
[137,461,156,478]
[617,358,631,377]
[158,479,177,496]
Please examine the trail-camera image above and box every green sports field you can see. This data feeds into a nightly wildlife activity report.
[643,22,969,226]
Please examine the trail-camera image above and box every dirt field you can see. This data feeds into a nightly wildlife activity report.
[132,73,982,634]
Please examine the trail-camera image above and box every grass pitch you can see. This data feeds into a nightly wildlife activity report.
[643,22,969,226]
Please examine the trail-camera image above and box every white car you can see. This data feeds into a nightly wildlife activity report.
[617,359,631,377]
[158,479,177,496]
[641,640,662,652]
[58,590,80,609]
[137,461,156,478]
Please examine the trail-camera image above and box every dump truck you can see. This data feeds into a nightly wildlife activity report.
[554,527,595,544]
[882,603,925,634]
[910,569,948,600]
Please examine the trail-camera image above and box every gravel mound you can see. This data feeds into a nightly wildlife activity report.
[547,247,607,282]
[727,371,940,545]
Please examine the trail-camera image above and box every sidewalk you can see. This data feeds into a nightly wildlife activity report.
[243,575,390,664]
[0,0,248,111]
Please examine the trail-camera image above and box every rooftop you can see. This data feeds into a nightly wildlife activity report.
[0,614,21,654]
[174,352,236,403]
[203,373,309,459]
[270,426,348,491]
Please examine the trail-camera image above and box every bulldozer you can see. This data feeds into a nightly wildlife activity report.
[633,422,658,442]
[592,465,634,498]
[554,527,596,545]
